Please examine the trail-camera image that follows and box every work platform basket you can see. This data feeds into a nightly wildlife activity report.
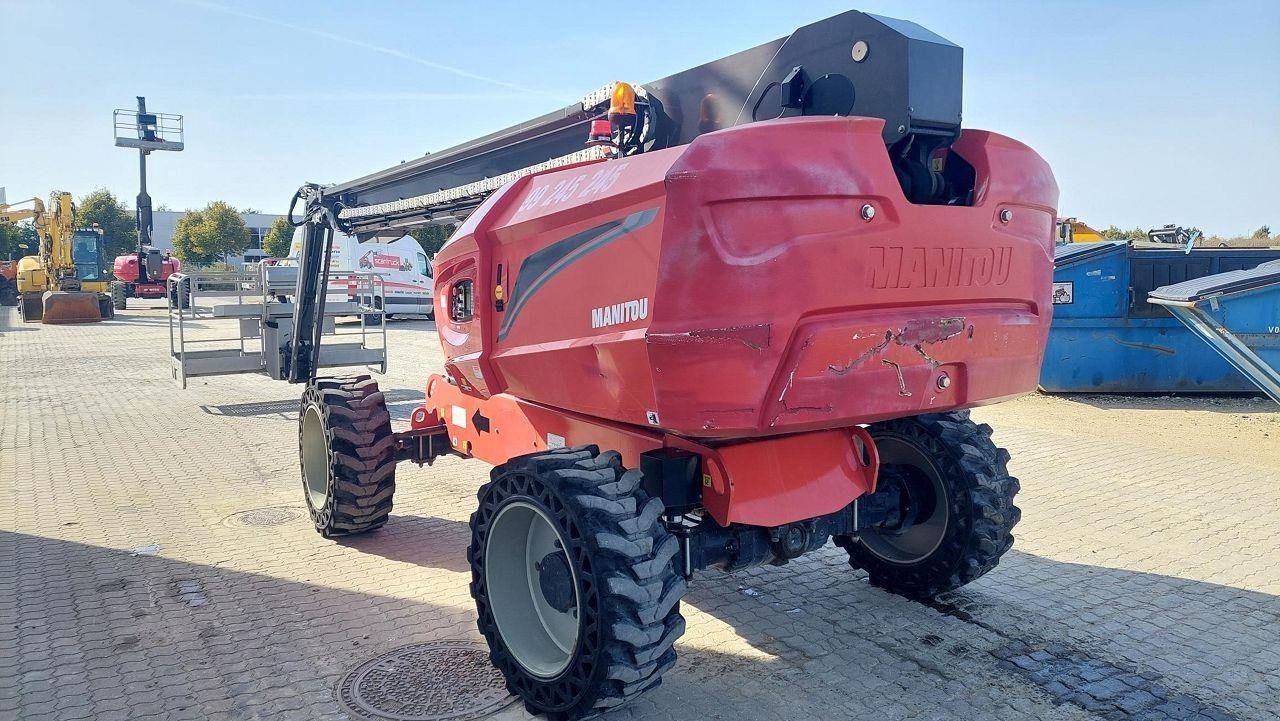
[114,107,184,151]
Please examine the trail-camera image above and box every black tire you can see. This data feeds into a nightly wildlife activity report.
[298,375,396,537]
[469,446,686,721]
[835,410,1020,598]
[97,295,115,320]
[110,282,127,310]
[365,296,384,326]
[169,279,190,310]
[0,277,16,307]
[19,293,41,322]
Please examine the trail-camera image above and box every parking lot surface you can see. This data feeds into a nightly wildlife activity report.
[2,304,1278,721]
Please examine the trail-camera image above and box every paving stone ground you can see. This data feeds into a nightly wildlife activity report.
[2,304,1277,721]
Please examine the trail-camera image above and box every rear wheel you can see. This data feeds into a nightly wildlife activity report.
[469,446,686,720]
[836,411,1020,598]
[299,375,396,537]
[168,279,190,310]
[110,282,127,310]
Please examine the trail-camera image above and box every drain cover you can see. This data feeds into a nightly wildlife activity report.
[223,507,302,528]
[337,642,513,721]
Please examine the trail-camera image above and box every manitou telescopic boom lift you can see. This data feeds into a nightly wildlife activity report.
[282,10,1057,719]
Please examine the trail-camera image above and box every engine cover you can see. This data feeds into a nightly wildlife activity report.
[431,116,1058,440]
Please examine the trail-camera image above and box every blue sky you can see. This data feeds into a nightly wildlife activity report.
[1,0,1277,236]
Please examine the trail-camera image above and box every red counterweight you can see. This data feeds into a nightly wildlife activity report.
[422,115,1056,525]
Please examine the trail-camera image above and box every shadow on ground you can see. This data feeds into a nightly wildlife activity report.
[3,522,1270,720]
[1052,391,1276,414]
[335,515,473,574]
[199,389,424,421]
[334,510,1272,721]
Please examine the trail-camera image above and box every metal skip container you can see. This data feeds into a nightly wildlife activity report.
[1148,259,1280,403]
[1040,242,1280,394]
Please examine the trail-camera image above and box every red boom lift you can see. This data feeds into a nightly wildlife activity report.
[285,10,1057,719]
[110,247,180,309]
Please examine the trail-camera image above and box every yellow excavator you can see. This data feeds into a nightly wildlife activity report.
[0,191,114,323]
[1055,217,1106,245]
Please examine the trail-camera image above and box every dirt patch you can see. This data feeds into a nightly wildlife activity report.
[974,392,1279,468]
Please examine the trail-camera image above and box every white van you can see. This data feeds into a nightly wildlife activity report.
[289,229,434,320]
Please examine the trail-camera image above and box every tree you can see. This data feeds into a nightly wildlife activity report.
[1,221,37,261]
[262,217,294,258]
[76,189,138,264]
[409,224,453,256]
[1252,225,1271,239]
[172,202,250,266]
[1100,225,1146,242]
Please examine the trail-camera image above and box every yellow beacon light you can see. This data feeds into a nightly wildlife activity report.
[609,82,637,119]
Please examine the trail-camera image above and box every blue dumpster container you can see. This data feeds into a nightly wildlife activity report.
[1149,259,1280,402]
[1041,242,1280,393]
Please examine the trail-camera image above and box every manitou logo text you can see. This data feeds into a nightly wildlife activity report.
[591,298,649,329]
[867,246,1014,289]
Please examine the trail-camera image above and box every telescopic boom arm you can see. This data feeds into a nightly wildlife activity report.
[284,9,964,382]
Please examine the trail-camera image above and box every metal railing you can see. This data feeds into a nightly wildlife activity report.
[167,267,387,388]
[113,108,185,151]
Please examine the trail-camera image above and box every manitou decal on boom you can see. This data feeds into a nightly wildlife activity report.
[285,9,1056,720]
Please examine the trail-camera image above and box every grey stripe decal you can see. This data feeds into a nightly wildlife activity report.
[496,207,658,341]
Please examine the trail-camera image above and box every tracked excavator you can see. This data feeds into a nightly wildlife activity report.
[0,192,113,323]
[277,9,1056,718]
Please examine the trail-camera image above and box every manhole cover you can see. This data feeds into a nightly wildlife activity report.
[337,641,513,721]
[222,507,303,528]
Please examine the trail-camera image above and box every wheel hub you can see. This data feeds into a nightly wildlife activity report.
[857,436,949,565]
[859,467,910,531]
[536,551,575,613]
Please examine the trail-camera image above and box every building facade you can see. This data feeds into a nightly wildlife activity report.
[151,210,284,266]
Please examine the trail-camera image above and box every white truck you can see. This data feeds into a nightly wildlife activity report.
[289,229,434,320]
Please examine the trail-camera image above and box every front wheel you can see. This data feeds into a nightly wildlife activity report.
[0,277,17,307]
[299,375,396,537]
[110,282,127,310]
[469,446,686,720]
[835,411,1020,598]
[168,279,190,310]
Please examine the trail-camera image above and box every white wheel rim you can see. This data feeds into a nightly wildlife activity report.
[485,500,580,678]
[301,405,330,510]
